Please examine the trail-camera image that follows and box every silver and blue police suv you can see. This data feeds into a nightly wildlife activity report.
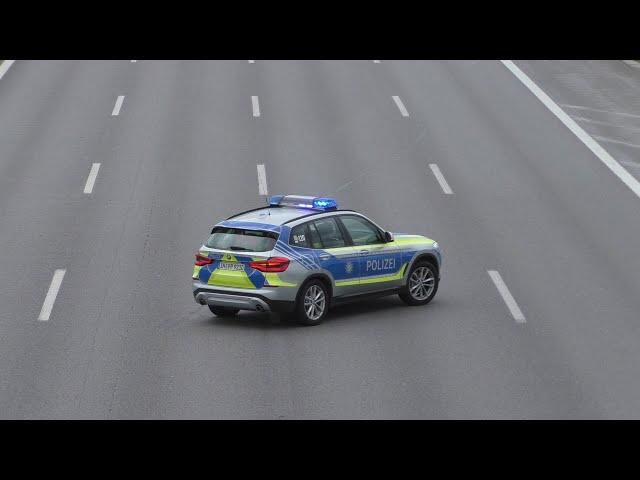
[192,195,443,325]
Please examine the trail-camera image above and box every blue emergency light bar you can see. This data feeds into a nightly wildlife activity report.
[268,195,338,211]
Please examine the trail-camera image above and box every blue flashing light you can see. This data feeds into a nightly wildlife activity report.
[312,198,338,210]
[268,195,338,211]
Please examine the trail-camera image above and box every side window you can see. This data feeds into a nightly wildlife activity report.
[340,215,383,246]
[289,223,310,248]
[308,222,324,249]
[313,217,346,249]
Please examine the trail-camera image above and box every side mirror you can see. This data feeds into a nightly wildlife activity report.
[384,231,394,242]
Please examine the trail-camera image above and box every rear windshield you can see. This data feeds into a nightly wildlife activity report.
[206,227,278,252]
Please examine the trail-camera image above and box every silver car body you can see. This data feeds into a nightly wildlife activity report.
[192,205,442,313]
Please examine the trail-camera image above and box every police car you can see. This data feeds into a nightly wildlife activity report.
[192,195,442,325]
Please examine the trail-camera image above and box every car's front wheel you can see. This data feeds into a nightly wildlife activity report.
[399,260,438,306]
[294,280,329,326]
[208,305,240,317]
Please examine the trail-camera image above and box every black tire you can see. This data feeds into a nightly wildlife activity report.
[399,261,439,306]
[208,305,240,317]
[294,279,329,326]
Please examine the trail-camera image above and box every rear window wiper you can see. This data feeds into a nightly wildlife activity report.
[229,246,252,251]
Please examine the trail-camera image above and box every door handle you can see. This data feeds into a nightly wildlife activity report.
[319,254,330,260]
[359,250,369,255]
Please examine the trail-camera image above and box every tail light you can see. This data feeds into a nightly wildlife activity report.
[195,253,213,266]
[249,257,290,272]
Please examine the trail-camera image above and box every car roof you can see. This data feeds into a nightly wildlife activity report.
[224,206,356,227]
[228,206,320,226]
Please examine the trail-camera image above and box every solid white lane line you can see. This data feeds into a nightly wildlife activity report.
[558,103,640,119]
[592,135,640,149]
[429,164,453,194]
[502,60,640,200]
[256,164,268,196]
[623,60,640,69]
[373,60,381,64]
[0,60,16,81]
[38,269,66,321]
[252,95,260,117]
[83,163,101,194]
[488,270,526,323]
[111,95,125,116]
[392,95,409,117]
[248,60,255,64]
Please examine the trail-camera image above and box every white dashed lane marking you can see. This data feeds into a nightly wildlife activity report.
[392,95,409,117]
[111,95,125,116]
[38,269,66,321]
[488,270,526,323]
[83,163,101,194]
[429,164,453,194]
[256,164,268,196]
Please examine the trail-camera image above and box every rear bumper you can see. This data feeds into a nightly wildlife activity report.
[195,291,272,311]
[193,283,295,313]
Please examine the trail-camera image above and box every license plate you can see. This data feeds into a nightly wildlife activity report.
[218,262,245,272]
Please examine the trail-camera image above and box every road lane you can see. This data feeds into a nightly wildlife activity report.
[64,60,529,419]
[384,60,640,416]
[0,60,141,416]
[514,60,640,179]
[249,60,602,418]
[249,60,640,417]
[501,60,640,200]
[1,60,269,418]
[2,60,640,418]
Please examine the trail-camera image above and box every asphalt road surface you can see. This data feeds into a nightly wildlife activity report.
[1,60,640,419]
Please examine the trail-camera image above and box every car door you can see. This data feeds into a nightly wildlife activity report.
[337,214,403,293]
[310,216,361,298]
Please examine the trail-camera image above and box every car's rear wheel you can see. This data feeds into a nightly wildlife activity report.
[208,305,240,317]
[294,280,329,326]
[399,261,438,306]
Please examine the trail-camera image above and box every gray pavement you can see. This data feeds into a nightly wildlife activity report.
[0,60,639,418]
[516,60,640,175]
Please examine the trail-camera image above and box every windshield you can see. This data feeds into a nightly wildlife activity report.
[206,227,278,252]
